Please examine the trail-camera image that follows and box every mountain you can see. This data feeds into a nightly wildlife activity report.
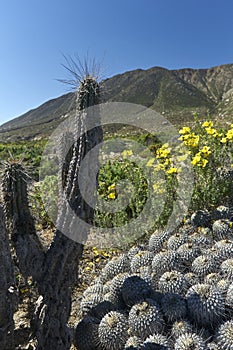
[1,63,233,141]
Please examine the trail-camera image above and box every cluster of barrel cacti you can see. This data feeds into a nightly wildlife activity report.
[75,206,233,349]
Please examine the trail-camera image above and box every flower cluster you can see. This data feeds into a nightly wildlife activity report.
[179,127,200,147]
[221,124,233,143]
[202,120,221,137]
[178,123,215,168]
[191,146,211,168]
[153,143,179,175]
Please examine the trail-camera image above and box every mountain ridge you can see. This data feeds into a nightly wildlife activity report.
[1,63,233,141]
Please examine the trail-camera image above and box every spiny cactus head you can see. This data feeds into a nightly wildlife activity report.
[186,283,225,328]
[167,232,188,251]
[191,255,216,277]
[171,320,193,339]
[128,298,164,339]
[226,282,233,307]
[130,250,154,273]
[100,254,130,282]
[220,258,233,280]
[216,320,233,349]
[174,332,207,349]
[124,336,143,349]
[191,210,211,228]
[213,239,233,261]
[74,316,100,350]
[158,270,188,295]
[142,334,171,349]
[148,230,170,252]
[177,242,201,266]
[152,250,180,277]
[98,311,128,350]
[212,219,233,241]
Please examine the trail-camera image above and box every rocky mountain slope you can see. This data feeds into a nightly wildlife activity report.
[0,63,233,141]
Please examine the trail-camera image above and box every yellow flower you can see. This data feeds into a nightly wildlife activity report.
[146,158,155,167]
[156,147,171,159]
[191,154,201,165]
[221,137,227,143]
[167,167,178,174]
[226,129,233,140]
[108,183,116,191]
[205,127,214,134]
[108,192,116,199]
[191,153,208,167]
[202,121,213,127]
[183,133,199,147]
[179,126,191,134]
[122,149,133,158]
[200,146,211,157]
[163,158,171,166]
[200,159,208,167]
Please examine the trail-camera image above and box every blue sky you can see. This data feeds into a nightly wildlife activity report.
[0,0,232,125]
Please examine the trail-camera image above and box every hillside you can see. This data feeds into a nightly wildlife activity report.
[0,63,233,141]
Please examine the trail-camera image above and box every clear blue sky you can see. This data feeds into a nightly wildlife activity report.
[0,0,232,125]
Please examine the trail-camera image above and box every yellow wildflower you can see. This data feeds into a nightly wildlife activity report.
[108,183,116,191]
[191,154,201,165]
[183,133,199,147]
[122,149,133,158]
[167,167,178,174]
[200,159,208,167]
[226,129,233,140]
[163,158,171,166]
[205,127,214,134]
[202,121,213,127]
[108,192,116,199]
[156,148,170,159]
[191,153,208,167]
[200,146,211,157]
[179,126,191,134]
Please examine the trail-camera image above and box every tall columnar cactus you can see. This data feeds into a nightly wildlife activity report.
[3,162,45,280]
[34,75,103,350]
[0,205,16,350]
[3,73,102,349]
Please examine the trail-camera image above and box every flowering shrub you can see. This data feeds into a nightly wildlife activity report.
[95,118,233,233]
